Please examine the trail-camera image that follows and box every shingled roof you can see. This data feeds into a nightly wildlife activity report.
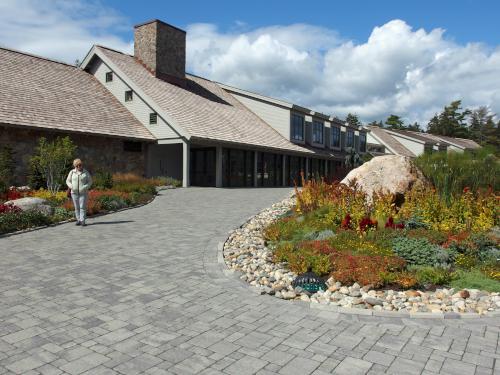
[96,46,318,155]
[366,126,416,157]
[0,47,154,141]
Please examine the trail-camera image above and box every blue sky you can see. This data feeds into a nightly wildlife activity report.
[104,0,498,46]
[0,0,499,125]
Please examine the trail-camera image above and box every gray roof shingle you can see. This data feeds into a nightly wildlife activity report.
[366,126,415,157]
[0,47,154,141]
[98,46,319,154]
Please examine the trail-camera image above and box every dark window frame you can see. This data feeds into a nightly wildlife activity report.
[359,132,367,152]
[346,130,354,148]
[123,141,142,152]
[331,126,341,148]
[312,120,324,144]
[149,112,158,125]
[291,113,305,142]
[125,90,133,102]
[105,72,113,82]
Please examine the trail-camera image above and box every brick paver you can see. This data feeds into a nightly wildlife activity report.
[1,188,499,374]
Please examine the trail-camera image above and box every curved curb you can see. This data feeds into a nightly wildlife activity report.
[215,213,500,321]
[0,192,162,239]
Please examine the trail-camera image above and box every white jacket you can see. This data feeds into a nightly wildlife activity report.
[66,169,92,194]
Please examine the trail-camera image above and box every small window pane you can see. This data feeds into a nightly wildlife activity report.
[149,112,158,125]
[105,72,113,82]
[347,130,354,147]
[291,114,304,141]
[312,121,324,144]
[125,90,133,102]
[331,127,340,148]
[360,132,367,152]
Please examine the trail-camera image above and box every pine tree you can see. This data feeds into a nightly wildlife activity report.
[427,100,470,137]
[385,115,405,130]
[345,113,362,128]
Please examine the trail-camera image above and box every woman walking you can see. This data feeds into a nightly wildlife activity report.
[66,159,92,226]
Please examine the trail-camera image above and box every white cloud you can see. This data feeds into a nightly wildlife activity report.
[0,0,132,64]
[186,20,500,125]
[0,1,498,125]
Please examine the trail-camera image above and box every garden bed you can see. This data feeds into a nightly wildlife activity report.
[0,174,180,236]
[223,182,500,315]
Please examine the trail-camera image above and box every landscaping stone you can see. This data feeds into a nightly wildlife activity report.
[223,192,500,315]
[5,197,54,216]
[340,155,429,201]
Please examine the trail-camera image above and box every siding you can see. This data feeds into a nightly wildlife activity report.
[230,93,291,139]
[391,134,425,156]
[89,58,180,139]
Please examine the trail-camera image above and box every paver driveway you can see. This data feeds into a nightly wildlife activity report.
[0,188,499,375]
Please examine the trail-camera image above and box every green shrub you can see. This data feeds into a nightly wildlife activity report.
[0,210,51,234]
[0,145,15,193]
[51,207,72,222]
[97,195,128,211]
[392,237,452,266]
[415,148,499,200]
[409,266,455,286]
[450,269,500,292]
[93,170,113,190]
[112,181,156,195]
[153,176,182,187]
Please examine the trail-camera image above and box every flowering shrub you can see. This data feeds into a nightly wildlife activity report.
[30,188,67,205]
[0,203,21,214]
[0,209,51,234]
[331,254,406,287]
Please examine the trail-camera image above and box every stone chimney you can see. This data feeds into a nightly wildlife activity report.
[134,19,186,84]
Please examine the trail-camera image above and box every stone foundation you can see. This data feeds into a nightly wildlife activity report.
[0,124,150,185]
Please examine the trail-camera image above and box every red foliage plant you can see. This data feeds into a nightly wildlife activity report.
[331,253,406,287]
[0,203,21,214]
[341,214,352,229]
[385,217,405,229]
[359,217,378,232]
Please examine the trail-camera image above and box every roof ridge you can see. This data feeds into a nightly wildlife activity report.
[0,45,77,68]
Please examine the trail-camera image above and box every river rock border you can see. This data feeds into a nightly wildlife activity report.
[222,193,500,319]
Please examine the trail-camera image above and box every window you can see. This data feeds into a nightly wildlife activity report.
[331,126,341,148]
[291,114,304,141]
[149,112,157,125]
[359,132,367,152]
[346,130,354,148]
[125,90,133,102]
[312,121,324,144]
[123,141,142,152]
[105,72,113,82]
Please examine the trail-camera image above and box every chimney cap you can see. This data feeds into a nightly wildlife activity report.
[133,19,186,34]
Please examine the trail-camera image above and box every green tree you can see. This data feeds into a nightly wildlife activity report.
[469,107,499,151]
[367,120,383,127]
[385,114,405,130]
[30,136,77,194]
[407,122,422,132]
[0,145,15,193]
[427,100,471,137]
[345,113,362,128]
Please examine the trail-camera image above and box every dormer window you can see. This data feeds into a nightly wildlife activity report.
[149,112,158,125]
[312,120,324,144]
[125,90,133,102]
[291,114,304,141]
[105,72,113,82]
[331,126,341,148]
[346,130,354,148]
[359,132,367,152]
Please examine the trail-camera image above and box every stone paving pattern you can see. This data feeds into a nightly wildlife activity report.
[0,188,499,375]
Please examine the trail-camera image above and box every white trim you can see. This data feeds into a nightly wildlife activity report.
[218,82,293,109]
[157,138,184,144]
[80,45,190,140]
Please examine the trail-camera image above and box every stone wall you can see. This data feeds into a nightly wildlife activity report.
[0,125,149,185]
[134,20,186,80]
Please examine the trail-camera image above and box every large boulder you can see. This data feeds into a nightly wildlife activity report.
[341,155,429,200]
[5,197,54,216]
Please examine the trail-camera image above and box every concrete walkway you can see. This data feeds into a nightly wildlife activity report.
[0,188,499,375]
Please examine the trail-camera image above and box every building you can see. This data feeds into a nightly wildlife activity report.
[366,126,480,157]
[1,19,367,188]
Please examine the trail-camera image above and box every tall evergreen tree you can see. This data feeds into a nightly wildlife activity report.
[407,122,422,132]
[345,113,362,128]
[367,120,383,127]
[427,100,471,137]
[385,114,405,130]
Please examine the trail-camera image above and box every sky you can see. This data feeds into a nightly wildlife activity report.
[1,0,499,126]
